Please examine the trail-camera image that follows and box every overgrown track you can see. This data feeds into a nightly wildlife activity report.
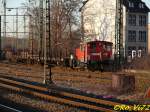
[0,97,43,112]
[0,103,22,112]
[0,75,136,112]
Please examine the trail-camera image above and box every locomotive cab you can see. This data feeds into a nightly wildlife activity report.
[75,41,113,71]
[86,41,113,71]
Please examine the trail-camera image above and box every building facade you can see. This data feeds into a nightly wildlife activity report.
[123,0,150,57]
[148,24,150,54]
[82,0,149,58]
[82,0,116,42]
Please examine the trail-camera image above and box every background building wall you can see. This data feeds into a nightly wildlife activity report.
[83,0,149,57]
[148,24,150,54]
[82,0,116,42]
[125,12,148,56]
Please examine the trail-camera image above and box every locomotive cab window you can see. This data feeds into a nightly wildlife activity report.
[90,43,96,49]
[106,45,112,51]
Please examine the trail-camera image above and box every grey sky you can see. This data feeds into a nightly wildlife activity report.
[6,0,26,8]
[5,0,150,22]
[5,0,150,9]
[1,0,150,35]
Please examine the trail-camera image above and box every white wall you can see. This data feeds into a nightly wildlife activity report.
[82,0,116,43]
[148,24,150,54]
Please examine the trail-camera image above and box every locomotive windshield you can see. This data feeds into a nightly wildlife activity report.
[106,45,112,51]
[90,43,96,49]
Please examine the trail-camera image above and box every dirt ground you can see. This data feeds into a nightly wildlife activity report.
[0,61,150,109]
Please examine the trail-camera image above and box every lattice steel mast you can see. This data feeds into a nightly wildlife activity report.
[0,16,1,59]
[115,0,123,70]
[44,0,52,84]
[3,0,6,52]
[28,0,33,63]
[16,8,19,57]
[39,0,43,63]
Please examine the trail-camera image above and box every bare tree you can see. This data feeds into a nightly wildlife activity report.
[98,0,115,41]
[50,0,82,60]
[22,0,43,62]
[22,0,82,61]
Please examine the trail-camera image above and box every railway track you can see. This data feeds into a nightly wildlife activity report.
[0,75,137,112]
[0,104,22,112]
[0,97,43,112]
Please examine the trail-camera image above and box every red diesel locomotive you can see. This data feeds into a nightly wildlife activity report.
[75,41,113,71]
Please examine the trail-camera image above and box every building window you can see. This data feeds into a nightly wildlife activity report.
[128,30,136,42]
[139,15,146,26]
[139,31,146,42]
[128,46,136,55]
[139,3,144,8]
[90,42,96,49]
[129,2,134,8]
[128,14,136,26]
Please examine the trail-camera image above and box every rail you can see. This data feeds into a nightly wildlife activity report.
[0,104,23,112]
[0,75,136,112]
